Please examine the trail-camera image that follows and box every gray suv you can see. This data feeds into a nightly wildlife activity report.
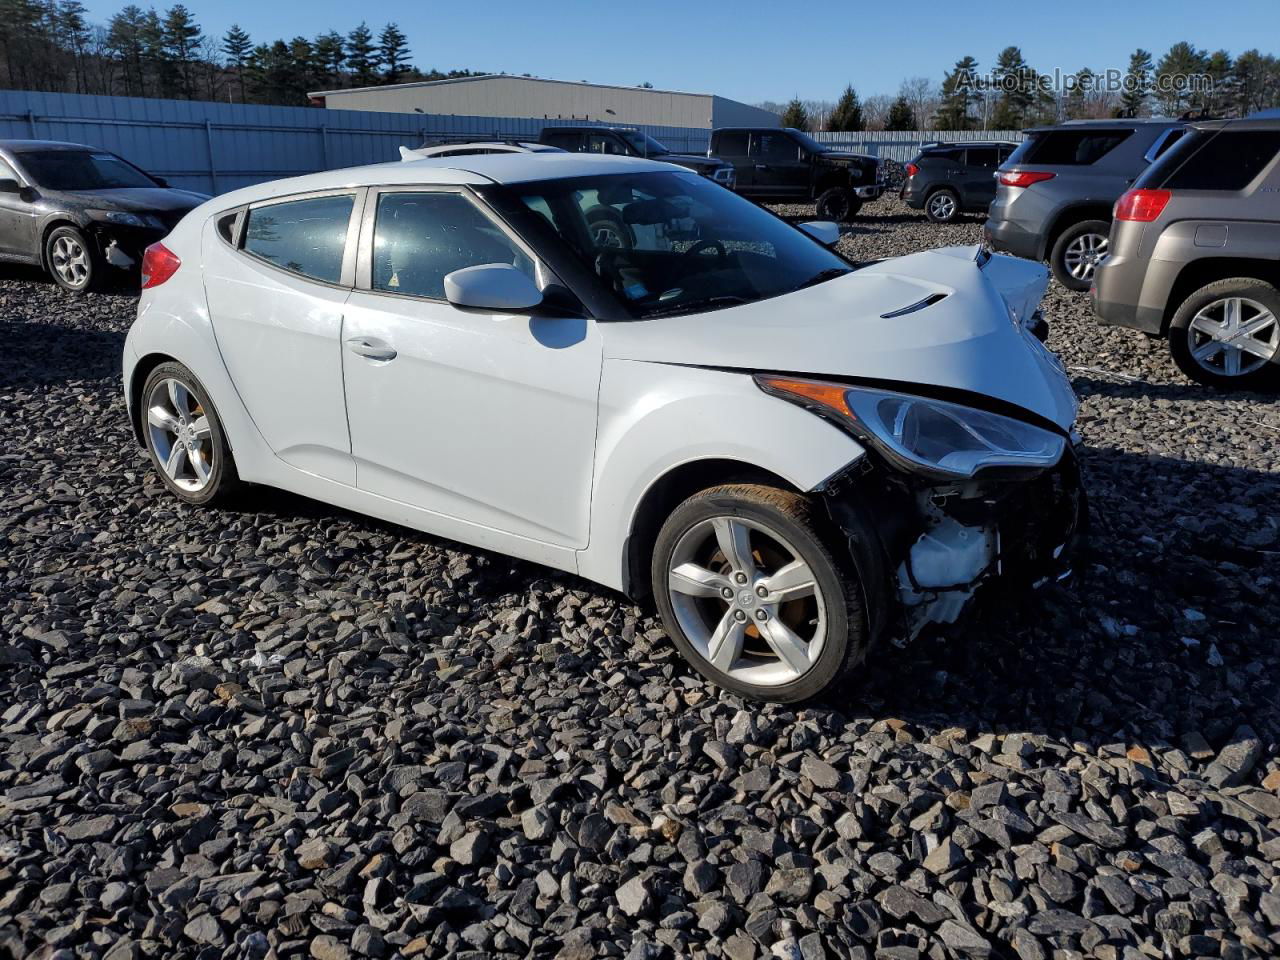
[1091,117,1280,389]
[985,119,1185,291]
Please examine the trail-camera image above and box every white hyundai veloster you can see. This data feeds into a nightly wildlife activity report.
[123,152,1084,702]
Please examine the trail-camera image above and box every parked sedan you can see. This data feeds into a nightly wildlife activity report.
[123,152,1084,702]
[0,140,208,292]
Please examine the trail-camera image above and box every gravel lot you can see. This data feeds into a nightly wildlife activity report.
[2,197,1279,960]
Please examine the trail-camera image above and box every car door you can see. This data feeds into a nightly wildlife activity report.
[960,147,1001,208]
[714,131,753,193]
[0,154,38,261]
[340,187,603,549]
[750,131,807,200]
[202,188,362,484]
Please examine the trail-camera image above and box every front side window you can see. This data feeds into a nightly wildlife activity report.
[619,130,669,156]
[501,171,852,319]
[716,132,749,156]
[371,191,535,300]
[587,134,627,156]
[542,131,582,151]
[752,132,798,163]
[17,150,158,190]
[243,193,354,284]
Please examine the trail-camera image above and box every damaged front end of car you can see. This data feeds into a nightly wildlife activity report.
[756,375,1086,648]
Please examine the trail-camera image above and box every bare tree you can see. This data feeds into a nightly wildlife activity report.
[899,76,939,131]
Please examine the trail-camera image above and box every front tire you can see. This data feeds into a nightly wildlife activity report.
[140,362,242,505]
[651,484,867,703]
[45,225,97,294]
[815,187,861,222]
[1168,278,1280,390]
[924,188,960,223]
[1050,220,1110,292]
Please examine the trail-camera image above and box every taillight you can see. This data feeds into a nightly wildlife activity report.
[141,242,181,289]
[905,162,919,178]
[998,171,1056,188]
[1114,188,1171,222]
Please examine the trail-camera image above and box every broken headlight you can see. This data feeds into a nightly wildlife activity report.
[756,375,1066,480]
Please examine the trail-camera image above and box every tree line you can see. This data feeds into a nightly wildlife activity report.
[0,0,483,105]
[770,42,1280,133]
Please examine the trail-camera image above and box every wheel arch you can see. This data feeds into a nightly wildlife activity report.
[39,217,89,270]
[622,458,802,601]
[128,351,178,447]
[1162,257,1280,333]
[1042,204,1113,261]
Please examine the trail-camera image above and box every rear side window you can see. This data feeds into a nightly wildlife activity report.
[1014,129,1133,166]
[542,130,581,151]
[1160,130,1280,191]
[924,148,964,164]
[965,147,1000,168]
[243,194,354,284]
[372,192,535,300]
[716,132,749,156]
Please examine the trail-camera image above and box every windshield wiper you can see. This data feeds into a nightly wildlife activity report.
[643,294,753,318]
[793,268,852,292]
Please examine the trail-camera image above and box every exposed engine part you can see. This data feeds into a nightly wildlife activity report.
[104,240,135,269]
[896,508,995,643]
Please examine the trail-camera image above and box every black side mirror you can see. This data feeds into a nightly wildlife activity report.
[153,177,169,188]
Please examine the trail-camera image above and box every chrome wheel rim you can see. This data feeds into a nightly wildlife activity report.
[668,516,826,687]
[1187,296,1279,378]
[146,378,214,492]
[51,235,90,288]
[1063,232,1108,281]
[928,193,956,220]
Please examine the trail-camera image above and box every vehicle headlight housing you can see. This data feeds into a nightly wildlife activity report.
[87,209,150,227]
[756,375,1066,480]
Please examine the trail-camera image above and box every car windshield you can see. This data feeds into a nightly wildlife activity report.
[620,130,671,156]
[791,130,830,153]
[17,150,158,190]
[503,170,853,319]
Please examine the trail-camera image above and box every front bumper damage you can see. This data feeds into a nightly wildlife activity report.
[824,446,1086,647]
[87,223,169,273]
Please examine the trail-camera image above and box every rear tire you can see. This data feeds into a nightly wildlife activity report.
[651,484,867,703]
[815,187,860,222]
[1050,219,1110,292]
[924,188,960,223]
[140,361,242,505]
[1168,278,1280,390]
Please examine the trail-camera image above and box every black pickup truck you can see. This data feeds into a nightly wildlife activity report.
[709,127,885,220]
[538,126,736,188]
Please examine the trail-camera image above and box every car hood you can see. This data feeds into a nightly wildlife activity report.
[57,187,210,213]
[819,150,878,163]
[656,154,726,171]
[602,246,1077,430]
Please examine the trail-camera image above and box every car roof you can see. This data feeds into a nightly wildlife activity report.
[214,152,674,208]
[410,141,556,155]
[923,140,1019,149]
[1187,116,1280,132]
[0,139,100,153]
[1023,118,1182,133]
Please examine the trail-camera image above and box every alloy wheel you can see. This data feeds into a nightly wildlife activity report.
[667,515,827,687]
[928,192,956,221]
[51,235,90,289]
[146,377,215,491]
[1186,296,1279,378]
[1062,232,1109,281]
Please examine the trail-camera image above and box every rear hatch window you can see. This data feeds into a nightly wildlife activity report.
[1144,129,1280,191]
[1005,128,1133,166]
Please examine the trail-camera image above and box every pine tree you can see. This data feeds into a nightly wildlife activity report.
[1232,50,1278,116]
[378,22,409,83]
[780,97,810,131]
[222,23,251,103]
[58,0,91,92]
[1202,49,1233,114]
[991,46,1036,129]
[936,56,979,129]
[884,95,915,131]
[345,22,378,86]
[138,7,168,97]
[105,5,147,95]
[828,84,864,132]
[1155,42,1207,116]
[314,30,345,85]
[1120,49,1153,117]
[162,3,201,98]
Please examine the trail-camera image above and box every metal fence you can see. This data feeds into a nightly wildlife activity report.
[0,90,712,195]
[814,130,1025,163]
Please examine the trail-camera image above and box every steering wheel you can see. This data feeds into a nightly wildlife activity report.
[683,239,726,258]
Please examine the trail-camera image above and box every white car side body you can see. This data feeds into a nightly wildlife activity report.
[125,153,1071,604]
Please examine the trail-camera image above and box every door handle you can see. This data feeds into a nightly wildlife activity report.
[346,337,397,362]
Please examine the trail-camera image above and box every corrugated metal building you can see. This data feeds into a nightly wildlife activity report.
[308,75,779,130]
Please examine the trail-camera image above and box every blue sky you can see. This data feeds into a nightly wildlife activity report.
[79,0,1278,104]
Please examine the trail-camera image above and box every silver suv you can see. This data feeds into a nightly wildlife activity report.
[985,119,1185,291]
[1091,117,1280,389]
